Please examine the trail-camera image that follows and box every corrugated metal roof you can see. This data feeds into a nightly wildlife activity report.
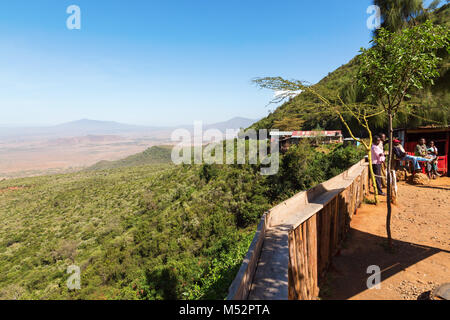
[270,130,342,137]
[292,130,342,138]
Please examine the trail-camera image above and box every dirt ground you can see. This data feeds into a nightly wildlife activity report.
[324,177,450,300]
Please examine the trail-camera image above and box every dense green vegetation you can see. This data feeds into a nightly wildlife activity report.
[250,4,450,134]
[2,0,446,302]
[0,142,364,300]
[87,146,173,171]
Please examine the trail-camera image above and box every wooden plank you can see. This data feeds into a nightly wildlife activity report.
[295,224,308,300]
[288,231,298,300]
[306,216,318,299]
[295,227,304,299]
[331,198,339,256]
[302,222,311,298]
[319,205,331,276]
[338,191,347,242]
[292,229,302,299]
[309,214,319,298]
[316,209,324,276]
[253,162,369,301]
[305,219,313,299]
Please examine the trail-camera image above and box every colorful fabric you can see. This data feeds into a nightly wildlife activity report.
[403,155,430,171]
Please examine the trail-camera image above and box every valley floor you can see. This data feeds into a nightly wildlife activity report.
[323,177,450,300]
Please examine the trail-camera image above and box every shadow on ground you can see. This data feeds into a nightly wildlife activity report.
[320,228,449,300]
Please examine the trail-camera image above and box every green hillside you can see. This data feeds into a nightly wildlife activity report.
[0,163,267,300]
[0,141,364,300]
[251,4,450,133]
[87,145,173,171]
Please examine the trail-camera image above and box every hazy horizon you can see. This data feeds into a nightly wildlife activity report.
[0,1,379,127]
[0,116,257,178]
[0,116,258,128]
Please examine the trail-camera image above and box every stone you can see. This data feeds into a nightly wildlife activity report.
[411,173,430,185]
[396,168,410,181]
[431,283,450,300]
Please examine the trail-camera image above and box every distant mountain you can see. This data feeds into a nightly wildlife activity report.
[53,119,144,132]
[205,117,256,132]
[0,119,155,140]
[0,117,257,141]
[86,145,173,171]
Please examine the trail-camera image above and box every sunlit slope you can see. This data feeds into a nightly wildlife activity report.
[87,145,174,171]
[0,163,268,300]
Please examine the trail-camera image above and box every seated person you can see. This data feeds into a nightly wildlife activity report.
[415,138,428,157]
[393,139,432,173]
[427,141,441,179]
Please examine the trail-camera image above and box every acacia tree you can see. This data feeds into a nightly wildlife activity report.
[253,77,384,204]
[358,20,449,246]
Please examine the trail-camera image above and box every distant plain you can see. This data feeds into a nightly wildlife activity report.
[0,117,255,178]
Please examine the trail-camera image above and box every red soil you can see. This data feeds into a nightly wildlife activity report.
[323,177,450,300]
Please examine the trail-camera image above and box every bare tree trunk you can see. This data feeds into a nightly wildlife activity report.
[386,111,393,247]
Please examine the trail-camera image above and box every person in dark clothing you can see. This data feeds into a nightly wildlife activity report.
[393,139,431,172]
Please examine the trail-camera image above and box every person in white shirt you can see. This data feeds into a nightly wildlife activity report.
[371,136,386,196]
[378,133,387,187]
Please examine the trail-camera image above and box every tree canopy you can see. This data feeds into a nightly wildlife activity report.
[374,0,443,33]
[359,20,450,113]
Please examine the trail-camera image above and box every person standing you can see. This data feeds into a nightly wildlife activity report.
[378,133,388,149]
[378,133,388,187]
[371,136,386,196]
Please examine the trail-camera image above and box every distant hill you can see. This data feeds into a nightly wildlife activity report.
[84,117,257,171]
[204,117,257,132]
[0,119,159,140]
[86,145,173,170]
[0,117,257,141]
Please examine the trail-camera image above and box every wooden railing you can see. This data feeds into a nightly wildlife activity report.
[226,213,268,300]
[288,163,368,299]
[227,159,369,300]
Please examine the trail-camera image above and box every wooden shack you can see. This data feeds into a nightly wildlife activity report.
[270,130,343,153]
[394,125,449,176]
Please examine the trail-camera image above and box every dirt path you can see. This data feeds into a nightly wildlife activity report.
[323,177,450,300]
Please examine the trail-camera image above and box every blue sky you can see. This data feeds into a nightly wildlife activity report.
[0,0,380,126]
